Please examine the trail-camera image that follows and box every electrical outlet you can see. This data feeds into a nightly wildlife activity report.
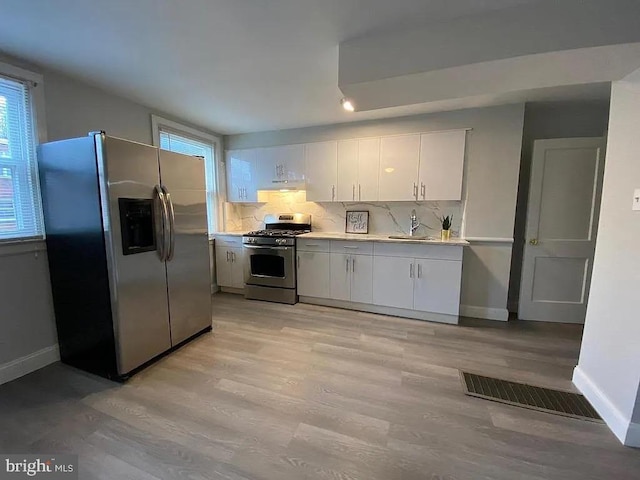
[634,189,640,211]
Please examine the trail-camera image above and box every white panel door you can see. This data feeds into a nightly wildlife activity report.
[519,137,606,323]
[337,139,358,201]
[297,251,330,298]
[226,149,257,202]
[358,138,380,202]
[330,253,351,301]
[413,259,462,315]
[305,141,337,202]
[372,256,415,309]
[419,130,466,201]
[350,254,373,304]
[379,134,421,201]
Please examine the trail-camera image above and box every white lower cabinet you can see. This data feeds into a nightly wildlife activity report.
[413,258,462,315]
[215,245,245,289]
[297,238,463,322]
[329,253,373,303]
[372,255,415,309]
[297,250,330,298]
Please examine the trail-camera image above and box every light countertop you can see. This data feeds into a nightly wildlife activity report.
[210,232,245,240]
[298,232,469,246]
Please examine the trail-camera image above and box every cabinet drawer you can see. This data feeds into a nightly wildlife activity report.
[215,235,243,247]
[373,243,462,261]
[297,239,330,252]
[330,240,373,255]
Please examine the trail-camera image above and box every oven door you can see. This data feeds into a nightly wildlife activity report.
[244,245,296,289]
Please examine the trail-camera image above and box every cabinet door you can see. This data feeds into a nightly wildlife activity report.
[280,144,306,183]
[337,139,358,201]
[350,254,373,304]
[226,149,257,202]
[379,134,420,201]
[254,147,279,189]
[329,253,351,301]
[419,131,466,201]
[305,141,337,202]
[297,251,330,298]
[357,138,380,202]
[229,247,245,289]
[372,256,415,309]
[215,247,233,288]
[413,259,462,315]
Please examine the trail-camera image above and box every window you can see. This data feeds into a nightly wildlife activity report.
[152,115,221,235]
[0,72,43,241]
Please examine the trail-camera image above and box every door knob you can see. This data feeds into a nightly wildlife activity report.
[529,238,539,246]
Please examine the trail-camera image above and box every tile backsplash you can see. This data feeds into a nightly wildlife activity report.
[224,191,462,237]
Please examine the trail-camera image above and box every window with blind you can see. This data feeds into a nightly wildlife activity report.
[158,129,219,234]
[0,75,43,240]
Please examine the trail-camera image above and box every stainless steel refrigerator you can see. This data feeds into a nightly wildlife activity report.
[38,132,212,380]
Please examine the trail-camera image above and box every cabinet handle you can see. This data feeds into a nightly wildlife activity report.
[409,263,414,278]
[346,257,349,273]
[418,263,422,278]
[352,184,356,201]
[358,184,362,201]
[413,183,418,199]
[343,246,359,249]
[421,183,426,200]
[352,256,355,273]
[332,185,335,202]
[297,255,300,269]
[226,251,230,262]
[231,252,235,262]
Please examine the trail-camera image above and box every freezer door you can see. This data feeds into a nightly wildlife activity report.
[159,149,212,345]
[97,135,172,375]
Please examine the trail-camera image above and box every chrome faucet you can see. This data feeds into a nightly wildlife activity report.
[409,209,419,236]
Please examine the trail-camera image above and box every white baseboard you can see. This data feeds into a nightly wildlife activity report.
[0,344,60,386]
[460,304,509,321]
[573,366,639,447]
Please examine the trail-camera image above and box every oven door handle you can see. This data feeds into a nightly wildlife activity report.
[243,245,293,251]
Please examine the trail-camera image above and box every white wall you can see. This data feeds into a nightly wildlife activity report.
[508,101,610,312]
[573,79,640,447]
[226,104,525,320]
[0,51,220,384]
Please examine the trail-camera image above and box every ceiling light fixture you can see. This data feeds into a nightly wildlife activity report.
[340,97,355,112]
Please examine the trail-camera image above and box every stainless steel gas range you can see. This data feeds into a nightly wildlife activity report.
[243,213,311,304]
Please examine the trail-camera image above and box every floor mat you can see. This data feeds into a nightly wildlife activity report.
[459,371,602,422]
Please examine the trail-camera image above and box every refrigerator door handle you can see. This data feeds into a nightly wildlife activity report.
[154,185,169,261]
[162,185,176,261]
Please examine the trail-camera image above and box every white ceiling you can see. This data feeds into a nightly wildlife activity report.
[1,0,557,134]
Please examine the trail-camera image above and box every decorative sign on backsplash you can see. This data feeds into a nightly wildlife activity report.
[345,210,369,234]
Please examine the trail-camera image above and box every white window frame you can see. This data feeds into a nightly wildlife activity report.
[0,61,47,245]
[151,115,223,234]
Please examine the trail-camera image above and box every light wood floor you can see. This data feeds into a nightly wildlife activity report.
[1,293,639,479]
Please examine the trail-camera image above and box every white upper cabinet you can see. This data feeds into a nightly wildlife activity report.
[418,130,466,201]
[255,144,305,189]
[337,138,379,202]
[379,134,421,201]
[337,139,358,201]
[305,141,337,202]
[226,149,257,202]
[357,138,380,202]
